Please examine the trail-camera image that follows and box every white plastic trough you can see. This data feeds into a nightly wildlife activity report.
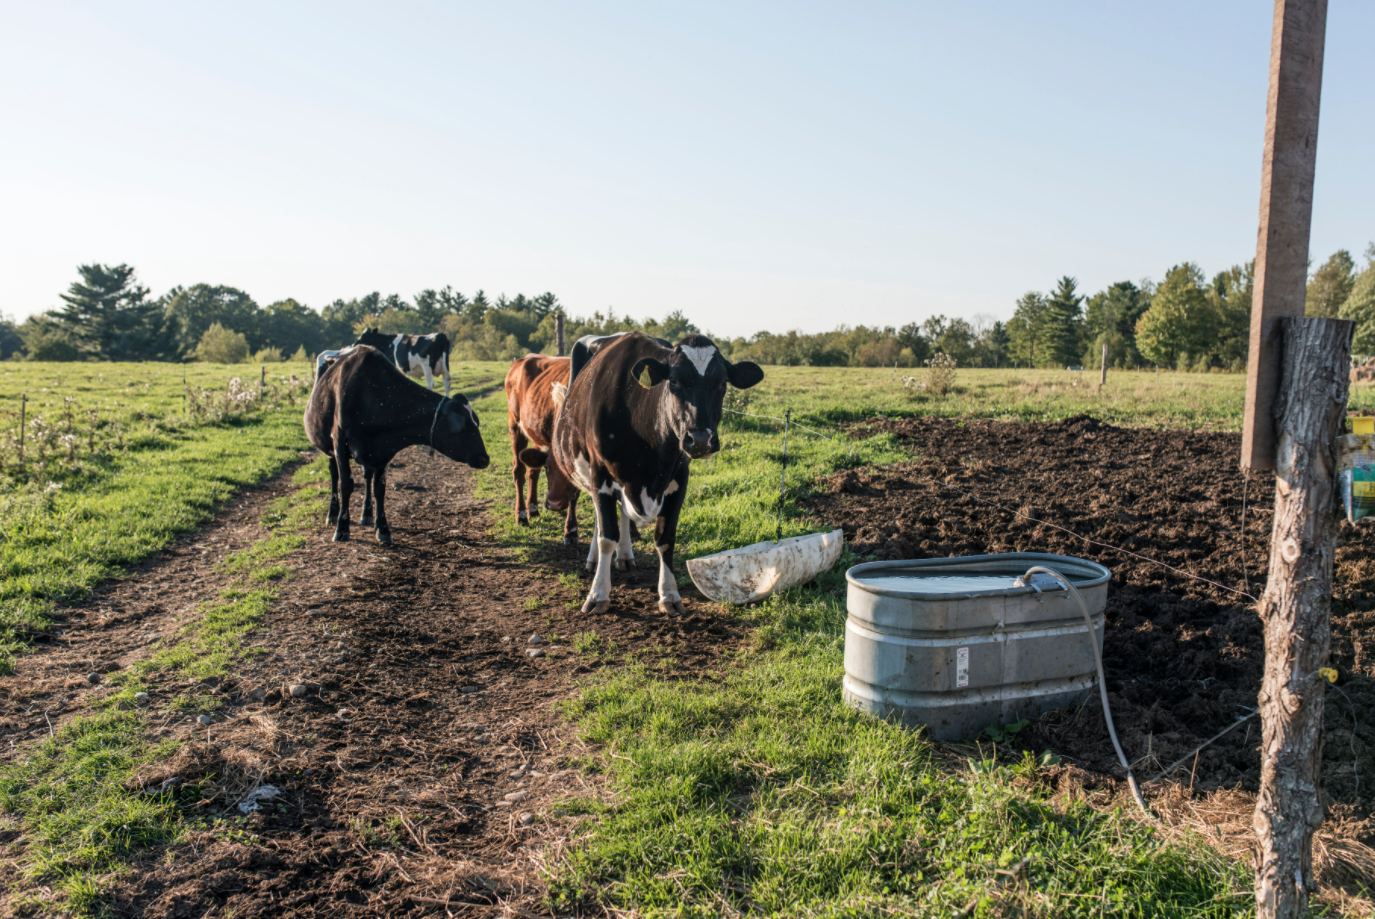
[687,528,845,605]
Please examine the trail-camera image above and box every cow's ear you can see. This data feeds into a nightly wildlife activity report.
[632,358,670,389]
[445,401,468,431]
[519,448,548,468]
[726,360,764,390]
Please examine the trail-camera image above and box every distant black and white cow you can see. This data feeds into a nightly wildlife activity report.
[304,346,490,545]
[355,328,453,396]
[553,332,763,614]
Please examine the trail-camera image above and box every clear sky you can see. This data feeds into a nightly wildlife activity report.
[1,2,1371,336]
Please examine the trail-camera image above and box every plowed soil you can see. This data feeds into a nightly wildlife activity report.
[807,415,1375,833]
[0,446,741,918]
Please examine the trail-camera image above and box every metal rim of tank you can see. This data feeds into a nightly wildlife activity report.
[845,551,1111,600]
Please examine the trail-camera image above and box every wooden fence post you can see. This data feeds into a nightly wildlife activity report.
[1253,316,1351,917]
[1100,344,1108,388]
[18,393,26,473]
[556,313,566,357]
[1242,0,1328,471]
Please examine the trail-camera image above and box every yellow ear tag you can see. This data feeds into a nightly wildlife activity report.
[1318,667,1338,683]
[636,366,655,389]
[1352,417,1374,435]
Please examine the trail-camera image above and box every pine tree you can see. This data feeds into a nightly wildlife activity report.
[1042,276,1084,368]
[1007,292,1049,366]
[54,263,168,360]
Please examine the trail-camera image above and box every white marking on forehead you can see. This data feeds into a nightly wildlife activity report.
[679,345,717,377]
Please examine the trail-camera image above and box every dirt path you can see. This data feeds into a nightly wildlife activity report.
[1,446,741,918]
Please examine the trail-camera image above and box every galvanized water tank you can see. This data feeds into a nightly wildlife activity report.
[843,552,1111,741]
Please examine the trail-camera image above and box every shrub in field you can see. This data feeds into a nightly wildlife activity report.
[924,351,958,397]
[195,323,249,364]
[252,347,284,364]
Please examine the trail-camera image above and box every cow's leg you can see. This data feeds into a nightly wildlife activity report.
[582,489,619,614]
[654,473,690,615]
[360,466,375,528]
[373,463,392,546]
[585,508,600,570]
[326,455,341,526]
[563,491,579,546]
[422,360,435,391]
[333,448,353,543]
[441,358,451,398]
[511,424,530,526]
[615,506,636,571]
[526,461,542,520]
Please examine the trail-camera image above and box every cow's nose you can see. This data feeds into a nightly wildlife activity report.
[683,429,715,458]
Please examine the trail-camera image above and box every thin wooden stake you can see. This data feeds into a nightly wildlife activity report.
[1100,343,1108,388]
[776,409,790,544]
[18,393,26,473]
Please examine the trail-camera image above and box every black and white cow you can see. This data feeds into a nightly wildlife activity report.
[355,328,453,396]
[553,332,763,614]
[304,346,490,545]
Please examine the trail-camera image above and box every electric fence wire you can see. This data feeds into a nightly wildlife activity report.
[723,407,1260,603]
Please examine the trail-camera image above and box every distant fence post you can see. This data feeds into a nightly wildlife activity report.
[260,365,266,399]
[18,393,26,473]
[182,364,187,415]
[556,313,566,357]
[1100,344,1108,388]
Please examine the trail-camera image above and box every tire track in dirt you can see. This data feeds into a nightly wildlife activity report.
[3,445,744,918]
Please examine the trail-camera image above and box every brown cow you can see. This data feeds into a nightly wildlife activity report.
[505,354,580,544]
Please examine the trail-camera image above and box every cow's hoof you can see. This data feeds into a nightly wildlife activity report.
[582,597,610,614]
[360,514,374,528]
[563,534,578,547]
[376,530,393,546]
[528,508,539,519]
[517,514,529,527]
[614,557,629,571]
[332,529,350,543]
[658,598,687,616]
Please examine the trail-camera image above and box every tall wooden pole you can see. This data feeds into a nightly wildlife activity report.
[556,313,566,357]
[1099,343,1108,387]
[1253,316,1350,918]
[1241,0,1327,471]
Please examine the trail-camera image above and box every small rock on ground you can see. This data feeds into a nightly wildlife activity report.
[528,634,544,646]
[525,648,544,659]
[504,791,528,803]
[86,672,101,685]
[197,715,212,725]
[134,692,150,702]
[289,683,309,698]
[519,812,536,826]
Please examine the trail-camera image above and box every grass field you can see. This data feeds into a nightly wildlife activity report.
[8,359,1357,916]
[466,364,1263,917]
[0,360,509,673]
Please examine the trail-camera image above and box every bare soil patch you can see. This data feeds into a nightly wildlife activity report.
[2,446,740,918]
[807,415,1375,838]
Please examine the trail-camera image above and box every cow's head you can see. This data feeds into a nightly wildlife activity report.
[518,448,576,511]
[632,335,764,459]
[354,327,389,349]
[432,394,491,470]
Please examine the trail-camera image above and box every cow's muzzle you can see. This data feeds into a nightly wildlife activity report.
[682,429,718,459]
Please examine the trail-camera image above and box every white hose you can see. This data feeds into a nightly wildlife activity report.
[1021,566,1152,819]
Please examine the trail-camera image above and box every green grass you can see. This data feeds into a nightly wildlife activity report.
[0,360,510,674]
[467,365,1257,916]
[0,458,332,915]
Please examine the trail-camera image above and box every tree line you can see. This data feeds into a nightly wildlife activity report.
[2,249,1372,367]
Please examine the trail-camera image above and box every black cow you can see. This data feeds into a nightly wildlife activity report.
[553,332,763,614]
[355,328,453,396]
[305,346,490,545]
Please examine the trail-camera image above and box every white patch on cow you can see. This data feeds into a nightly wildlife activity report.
[407,351,427,375]
[586,537,617,605]
[598,480,616,496]
[585,535,600,570]
[657,554,681,604]
[552,382,568,409]
[680,345,717,377]
[621,487,663,527]
[572,455,596,493]
[664,480,680,495]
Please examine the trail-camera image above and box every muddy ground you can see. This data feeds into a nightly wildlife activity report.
[0,448,741,918]
[809,415,1375,839]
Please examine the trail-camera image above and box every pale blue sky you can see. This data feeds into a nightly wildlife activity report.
[1,2,1371,336]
